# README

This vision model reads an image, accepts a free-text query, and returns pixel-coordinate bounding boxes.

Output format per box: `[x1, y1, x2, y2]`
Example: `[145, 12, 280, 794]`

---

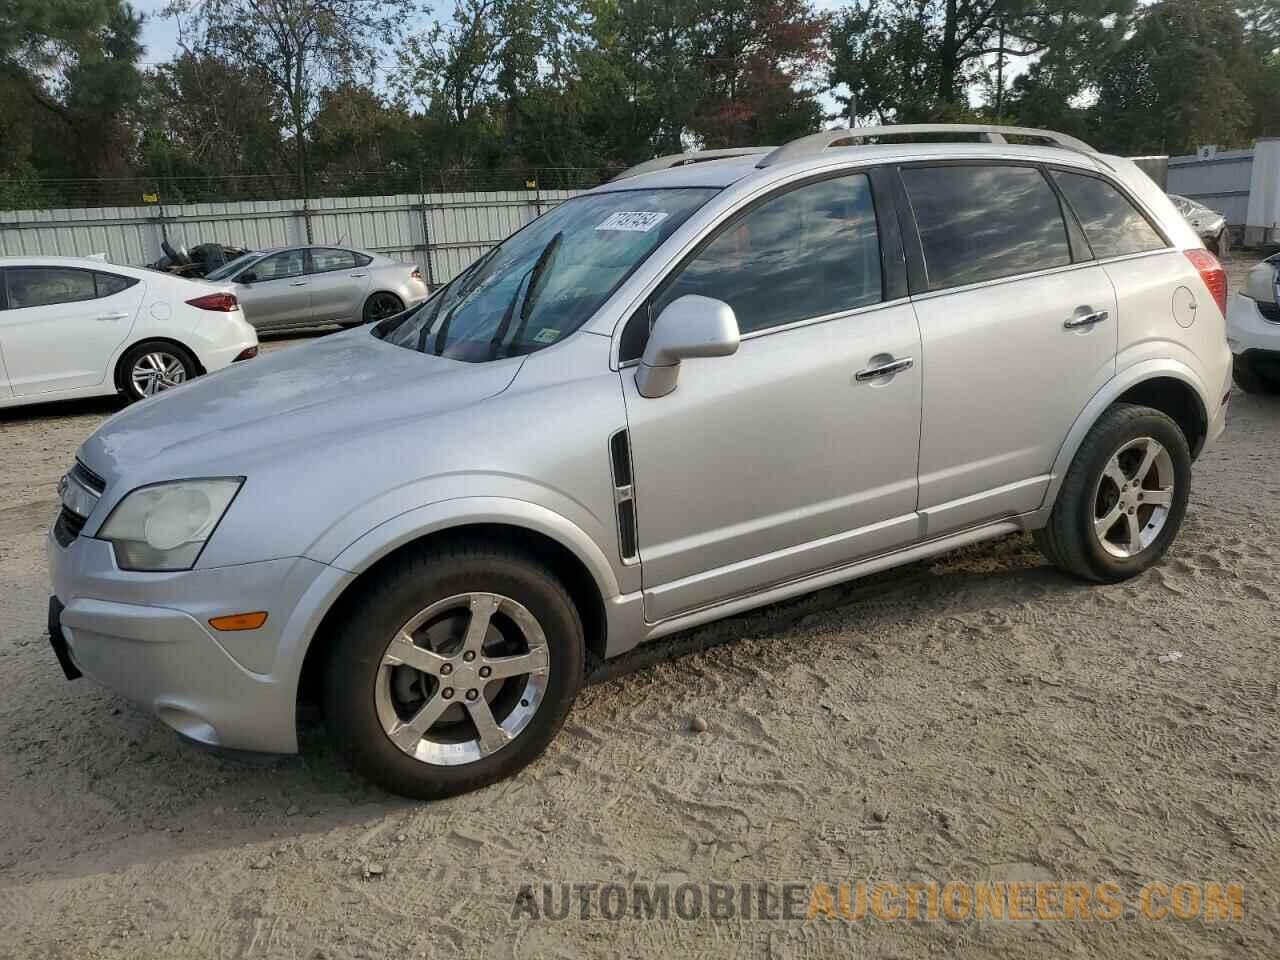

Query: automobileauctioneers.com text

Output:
[512, 880, 1244, 924]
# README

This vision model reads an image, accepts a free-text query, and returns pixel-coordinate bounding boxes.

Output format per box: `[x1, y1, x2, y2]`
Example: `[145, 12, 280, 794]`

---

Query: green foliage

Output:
[4, 0, 1280, 205]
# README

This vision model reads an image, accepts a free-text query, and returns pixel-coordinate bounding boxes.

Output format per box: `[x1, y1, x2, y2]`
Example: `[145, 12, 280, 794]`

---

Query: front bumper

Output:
[48, 530, 353, 754]
[1226, 293, 1280, 356]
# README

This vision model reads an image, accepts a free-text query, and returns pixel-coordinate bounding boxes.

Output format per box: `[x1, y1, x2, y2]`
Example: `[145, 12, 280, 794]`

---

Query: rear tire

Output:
[361, 292, 404, 325]
[322, 542, 584, 800]
[1034, 404, 1191, 583]
[1232, 355, 1279, 395]
[117, 340, 199, 403]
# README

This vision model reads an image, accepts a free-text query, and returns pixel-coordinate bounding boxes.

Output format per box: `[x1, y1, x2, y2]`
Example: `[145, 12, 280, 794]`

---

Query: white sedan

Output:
[0, 256, 259, 410]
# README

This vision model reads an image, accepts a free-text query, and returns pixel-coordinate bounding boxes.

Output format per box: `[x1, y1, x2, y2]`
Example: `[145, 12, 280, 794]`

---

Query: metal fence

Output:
[0, 187, 593, 286]
[0, 169, 621, 284]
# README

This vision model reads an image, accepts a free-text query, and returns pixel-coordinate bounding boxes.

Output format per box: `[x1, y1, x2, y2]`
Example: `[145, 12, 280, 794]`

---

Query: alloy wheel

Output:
[374, 592, 550, 766]
[1092, 436, 1176, 559]
[130, 351, 188, 397]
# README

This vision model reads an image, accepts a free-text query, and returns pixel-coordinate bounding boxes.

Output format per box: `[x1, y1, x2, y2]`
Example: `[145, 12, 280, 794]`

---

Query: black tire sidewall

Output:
[1074, 412, 1191, 580]
[323, 551, 584, 800]
[363, 293, 402, 324]
[118, 341, 199, 402]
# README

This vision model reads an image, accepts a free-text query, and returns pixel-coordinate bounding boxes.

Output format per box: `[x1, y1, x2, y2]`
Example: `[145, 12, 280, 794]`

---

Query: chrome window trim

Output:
[614, 295, 913, 369]
[907, 246, 1176, 304]
[603, 147, 1107, 369]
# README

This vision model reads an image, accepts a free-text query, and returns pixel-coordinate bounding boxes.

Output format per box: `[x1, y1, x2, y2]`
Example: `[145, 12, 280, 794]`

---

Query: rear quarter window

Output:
[901, 164, 1072, 291]
[1052, 171, 1167, 259]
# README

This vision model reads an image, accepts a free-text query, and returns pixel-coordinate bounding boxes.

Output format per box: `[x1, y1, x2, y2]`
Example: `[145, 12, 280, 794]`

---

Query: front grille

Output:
[1258, 300, 1280, 323]
[53, 506, 87, 547]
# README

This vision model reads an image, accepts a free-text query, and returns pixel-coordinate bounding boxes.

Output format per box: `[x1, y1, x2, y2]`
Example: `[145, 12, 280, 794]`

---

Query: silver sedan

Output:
[205, 246, 430, 331]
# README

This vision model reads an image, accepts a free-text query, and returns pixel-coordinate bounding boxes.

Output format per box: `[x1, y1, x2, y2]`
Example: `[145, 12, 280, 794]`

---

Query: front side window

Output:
[1054, 171, 1167, 259]
[310, 248, 358, 273]
[247, 250, 305, 282]
[652, 173, 882, 337]
[376, 187, 717, 362]
[206, 252, 259, 281]
[902, 164, 1071, 290]
[6, 268, 97, 308]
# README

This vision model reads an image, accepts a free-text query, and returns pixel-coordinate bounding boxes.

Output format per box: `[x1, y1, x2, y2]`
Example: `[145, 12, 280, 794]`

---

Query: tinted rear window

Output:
[1053, 171, 1166, 259]
[901, 165, 1071, 290]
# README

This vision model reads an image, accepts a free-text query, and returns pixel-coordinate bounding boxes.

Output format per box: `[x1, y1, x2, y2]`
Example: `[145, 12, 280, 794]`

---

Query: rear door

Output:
[0, 267, 144, 396]
[898, 162, 1119, 535]
[234, 250, 311, 328]
[305, 248, 370, 323]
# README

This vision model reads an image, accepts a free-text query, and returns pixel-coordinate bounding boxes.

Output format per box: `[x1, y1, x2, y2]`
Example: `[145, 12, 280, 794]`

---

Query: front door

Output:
[897, 162, 1120, 535]
[0, 266, 143, 396]
[235, 249, 311, 329]
[621, 171, 923, 621]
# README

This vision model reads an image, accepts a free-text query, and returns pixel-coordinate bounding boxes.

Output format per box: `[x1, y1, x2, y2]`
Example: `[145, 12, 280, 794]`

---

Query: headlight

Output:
[98, 478, 243, 571]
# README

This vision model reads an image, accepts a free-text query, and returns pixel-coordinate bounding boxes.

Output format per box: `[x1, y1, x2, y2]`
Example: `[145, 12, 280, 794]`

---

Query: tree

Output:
[167, 0, 410, 199]
[829, 0, 1133, 122]
[1093, 0, 1252, 154]
[1, 0, 147, 197]
[690, 0, 828, 147]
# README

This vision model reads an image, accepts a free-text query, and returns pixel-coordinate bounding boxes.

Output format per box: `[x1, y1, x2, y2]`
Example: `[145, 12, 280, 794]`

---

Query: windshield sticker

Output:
[533, 327, 561, 344]
[596, 211, 670, 233]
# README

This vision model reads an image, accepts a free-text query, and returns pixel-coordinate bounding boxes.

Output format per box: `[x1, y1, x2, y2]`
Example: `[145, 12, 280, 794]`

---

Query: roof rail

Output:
[757, 124, 1096, 168]
[610, 147, 776, 183]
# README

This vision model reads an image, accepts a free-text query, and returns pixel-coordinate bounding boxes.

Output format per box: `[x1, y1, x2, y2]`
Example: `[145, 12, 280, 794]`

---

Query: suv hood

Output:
[80, 327, 522, 482]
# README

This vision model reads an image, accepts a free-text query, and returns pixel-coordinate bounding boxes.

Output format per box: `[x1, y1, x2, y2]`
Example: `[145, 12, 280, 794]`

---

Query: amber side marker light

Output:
[209, 612, 268, 631]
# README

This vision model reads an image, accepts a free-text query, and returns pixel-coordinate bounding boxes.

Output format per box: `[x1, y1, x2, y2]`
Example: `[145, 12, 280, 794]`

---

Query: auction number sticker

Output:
[596, 211, 670, 232]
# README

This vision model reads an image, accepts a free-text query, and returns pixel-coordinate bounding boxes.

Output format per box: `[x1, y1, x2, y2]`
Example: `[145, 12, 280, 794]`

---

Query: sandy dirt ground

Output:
[1, 263, 1277, 959]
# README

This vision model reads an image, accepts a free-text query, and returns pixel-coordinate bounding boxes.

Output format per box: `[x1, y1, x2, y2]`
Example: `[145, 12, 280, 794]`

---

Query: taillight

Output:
[186, 292, 240, 312]
[1184, 249, 1227, 317]
[410, 267, 424, 282]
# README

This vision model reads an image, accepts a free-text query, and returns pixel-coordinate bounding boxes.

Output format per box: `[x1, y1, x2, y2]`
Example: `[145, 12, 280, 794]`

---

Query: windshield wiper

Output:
[417, 243, 505, 354]
[490, 231, 563, 358]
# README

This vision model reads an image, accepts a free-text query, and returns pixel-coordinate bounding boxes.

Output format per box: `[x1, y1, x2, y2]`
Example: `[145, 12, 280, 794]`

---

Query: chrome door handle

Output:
[289, 281, 307, 287]
[97, 312, 129, 321]
[1064, 309, 1109, 329]
[855, 357, 914, 382]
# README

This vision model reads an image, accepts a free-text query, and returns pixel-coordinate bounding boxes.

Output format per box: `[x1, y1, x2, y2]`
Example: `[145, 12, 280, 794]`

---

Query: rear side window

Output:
[654, 173, 883, 336]
[6, 268, 98, 308]
[310, 248, 358, 273]
[95, 272, 139, 297]
[1052, 171, 1167, 259]
[901, 164, 1071, 290]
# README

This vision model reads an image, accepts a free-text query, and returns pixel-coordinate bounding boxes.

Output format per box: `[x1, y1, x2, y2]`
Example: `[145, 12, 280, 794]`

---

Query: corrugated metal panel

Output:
[1168, 149, 1254, 226]
[0, 188, 586, 281]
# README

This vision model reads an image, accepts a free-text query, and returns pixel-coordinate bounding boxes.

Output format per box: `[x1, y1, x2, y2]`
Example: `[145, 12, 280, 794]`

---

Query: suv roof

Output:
[599, 124, 1112, 192]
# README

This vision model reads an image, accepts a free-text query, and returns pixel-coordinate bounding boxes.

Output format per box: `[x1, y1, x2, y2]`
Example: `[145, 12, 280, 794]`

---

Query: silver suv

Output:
[47, 125, 1231, 799]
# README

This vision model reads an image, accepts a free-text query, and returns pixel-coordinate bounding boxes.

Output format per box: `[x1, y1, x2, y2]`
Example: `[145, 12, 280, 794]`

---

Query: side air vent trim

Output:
[608, 429, 639, 565]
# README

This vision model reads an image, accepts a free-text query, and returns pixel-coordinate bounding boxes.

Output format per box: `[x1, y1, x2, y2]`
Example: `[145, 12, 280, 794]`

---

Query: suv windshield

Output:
[375, 187, 718, 361]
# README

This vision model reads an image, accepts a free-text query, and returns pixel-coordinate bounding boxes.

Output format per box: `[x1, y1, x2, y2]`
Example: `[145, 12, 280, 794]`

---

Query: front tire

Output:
[1034, 404, 1191, 583]
[117, 341, 199, 402]
[322, 543, 584, 800]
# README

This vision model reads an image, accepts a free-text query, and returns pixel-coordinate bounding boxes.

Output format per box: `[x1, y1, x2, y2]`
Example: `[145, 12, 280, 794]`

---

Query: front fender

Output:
[326, 494, 624, 603]
[1040, 357, 1211, 512]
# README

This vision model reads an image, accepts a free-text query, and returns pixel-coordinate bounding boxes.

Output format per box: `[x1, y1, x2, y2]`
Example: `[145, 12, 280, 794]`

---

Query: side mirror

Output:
[238, 272, 256, 284]
[635, 295, 740, 399]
